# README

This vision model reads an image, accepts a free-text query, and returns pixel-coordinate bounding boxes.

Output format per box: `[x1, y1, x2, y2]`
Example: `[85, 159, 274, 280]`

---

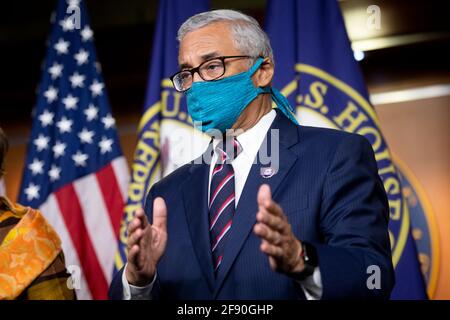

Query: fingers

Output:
[264, 200, 284, 218]
[254, 223, 282, 245]
[256, 208, 287, 233]
[127, 208, 148, 235]
[127, 244, 140, 267]
[127, 208, 148, 251]
[256, 185, 288, 237]
[152, 197, 167, 231]
[257, 184, 284, 218]
[127, 217, 141, 235]
[260, 240, 283, 258]
[135, 208, 149, 228]
[126, 203, 164, 272]
[257, 184, 272, 207]
[127, 227, 143, 250]
[255, 187, 304, 274]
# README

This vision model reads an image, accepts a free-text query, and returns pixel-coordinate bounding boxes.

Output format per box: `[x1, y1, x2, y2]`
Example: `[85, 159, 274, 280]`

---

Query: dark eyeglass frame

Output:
[170, 55, 259, 92]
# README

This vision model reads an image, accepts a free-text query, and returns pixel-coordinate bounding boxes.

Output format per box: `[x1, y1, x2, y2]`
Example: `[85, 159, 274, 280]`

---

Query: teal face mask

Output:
[185, 57, 298, 134]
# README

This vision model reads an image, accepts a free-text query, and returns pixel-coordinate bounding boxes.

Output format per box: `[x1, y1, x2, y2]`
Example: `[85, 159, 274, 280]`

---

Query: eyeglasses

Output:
[170, 55, 257, 92]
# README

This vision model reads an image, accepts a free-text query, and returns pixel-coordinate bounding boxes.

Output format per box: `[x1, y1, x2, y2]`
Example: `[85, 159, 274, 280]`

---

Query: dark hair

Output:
[0, 127, 8, 177]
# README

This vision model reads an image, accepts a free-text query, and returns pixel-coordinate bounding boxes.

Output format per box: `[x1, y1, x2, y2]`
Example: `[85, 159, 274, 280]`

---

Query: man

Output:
[0, 127, 75, 300]
[109, 9, 394, 300]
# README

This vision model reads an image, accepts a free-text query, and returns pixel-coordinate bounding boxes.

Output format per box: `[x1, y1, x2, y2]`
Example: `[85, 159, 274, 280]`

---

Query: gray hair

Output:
[177, 9, 274, 64]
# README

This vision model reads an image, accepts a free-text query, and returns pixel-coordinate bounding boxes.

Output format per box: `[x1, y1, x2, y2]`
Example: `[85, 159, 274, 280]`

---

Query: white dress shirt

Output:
[122, 110, 322, 300]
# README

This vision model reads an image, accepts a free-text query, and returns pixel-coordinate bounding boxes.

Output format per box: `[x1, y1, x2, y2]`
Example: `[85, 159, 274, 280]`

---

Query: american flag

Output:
[18, 0, 129, 299]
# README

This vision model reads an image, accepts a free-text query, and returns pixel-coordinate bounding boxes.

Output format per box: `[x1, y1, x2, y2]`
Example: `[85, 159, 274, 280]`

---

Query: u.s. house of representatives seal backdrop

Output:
[276, 63, 440, 298]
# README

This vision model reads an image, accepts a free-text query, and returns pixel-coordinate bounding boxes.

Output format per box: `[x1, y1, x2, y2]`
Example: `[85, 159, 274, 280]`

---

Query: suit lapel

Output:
[213, 111, 299, 298]
[182, 149, 215, 294]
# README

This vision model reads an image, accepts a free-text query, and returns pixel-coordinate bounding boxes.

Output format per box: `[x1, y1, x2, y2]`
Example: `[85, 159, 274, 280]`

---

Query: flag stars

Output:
[23, 7, 123, 200]
[44, 86, 58, 103]
[72, 151, 89, 167]
[54, 38, 69, 55]
[52, 141, 67, 158]
[101, 114, 115, 129]
[67, 0, 80, 6]
[24, 183, 40, 201]
[69, 72, 85, 88]
[56, 117, 73, 133]
[74, 49, 89, 65]
[78, 128, 94, 144]
[48, 62, 63, 79]
[28, 159, 44, 175]
[81, 25, 93, 41]
[62, 94, 79, 110]
[48, 165, 61, 182]
[69, 72, 86, 88]
[59, 17, 76, 32]
[33, 134, 50, 152]
[38, 110, 54, 127]
[84, 104, 98, 121]
[89, 80, 104, 97]
[99, 137, 113, 154]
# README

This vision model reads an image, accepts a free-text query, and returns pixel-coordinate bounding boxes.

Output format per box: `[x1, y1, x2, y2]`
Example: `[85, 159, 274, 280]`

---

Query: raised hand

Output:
[253, 184, 305, 275]
[125, 197, 168, 286]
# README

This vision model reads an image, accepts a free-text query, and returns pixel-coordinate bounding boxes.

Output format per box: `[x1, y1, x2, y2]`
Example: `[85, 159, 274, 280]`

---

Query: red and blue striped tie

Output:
[209, 138, 242, 274]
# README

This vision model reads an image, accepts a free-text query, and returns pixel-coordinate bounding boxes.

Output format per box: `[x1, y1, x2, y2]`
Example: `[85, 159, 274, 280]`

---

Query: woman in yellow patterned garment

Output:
[0, 127, 75, 300]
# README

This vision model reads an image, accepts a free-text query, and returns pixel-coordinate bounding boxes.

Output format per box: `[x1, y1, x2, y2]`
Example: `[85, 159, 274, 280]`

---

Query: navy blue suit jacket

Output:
[109, 111, 395, 300]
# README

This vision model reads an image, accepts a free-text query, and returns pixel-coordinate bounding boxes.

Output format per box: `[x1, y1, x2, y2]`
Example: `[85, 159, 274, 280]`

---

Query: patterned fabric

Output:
[209, 138, 242, 273]
[0, 196, 75, 300]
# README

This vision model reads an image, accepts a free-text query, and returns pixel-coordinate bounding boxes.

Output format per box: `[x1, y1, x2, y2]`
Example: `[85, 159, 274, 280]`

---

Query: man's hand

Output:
[125, 197, 168, 287]
[253, 184, 305, 275]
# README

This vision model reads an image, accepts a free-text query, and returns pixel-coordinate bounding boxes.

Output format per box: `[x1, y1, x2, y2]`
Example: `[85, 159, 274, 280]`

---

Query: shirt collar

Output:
[212, 109, 277, 160]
